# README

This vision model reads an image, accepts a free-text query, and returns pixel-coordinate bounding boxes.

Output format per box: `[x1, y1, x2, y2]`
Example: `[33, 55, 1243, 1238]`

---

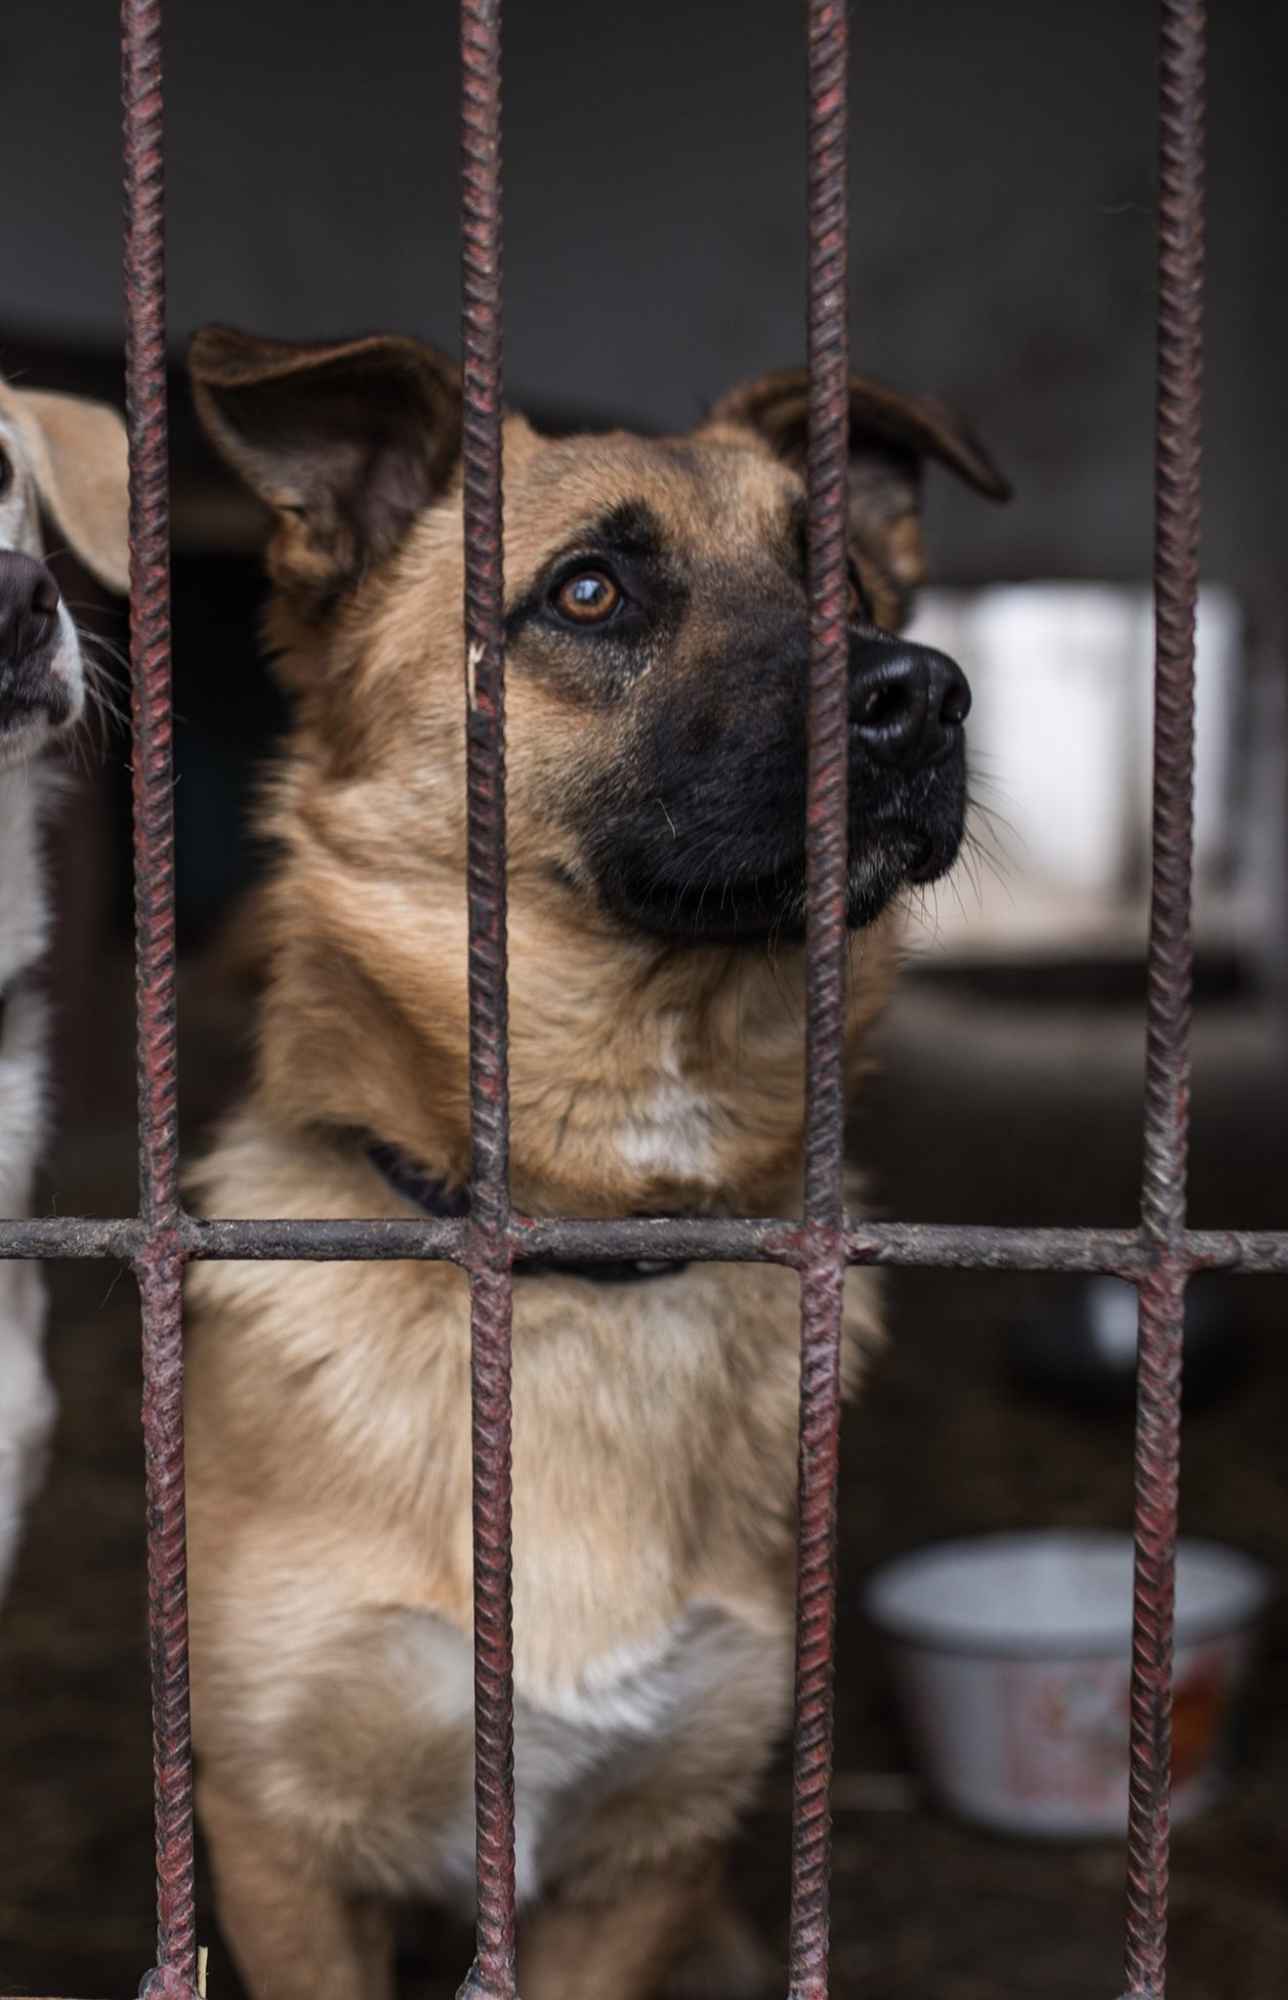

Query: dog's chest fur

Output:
[271, 1597, 795, 1915]
[0, 768, 53, 1593]
[187, 1117, 882, 1903]
[0, 771, 50, 994]
[612, 1018, 719, 1181]
[0, 768, 50, 1240]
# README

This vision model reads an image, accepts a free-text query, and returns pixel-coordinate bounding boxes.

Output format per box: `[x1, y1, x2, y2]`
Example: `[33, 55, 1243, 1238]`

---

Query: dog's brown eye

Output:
[0, 447, 11, 498]
[553, 569, 622, 626]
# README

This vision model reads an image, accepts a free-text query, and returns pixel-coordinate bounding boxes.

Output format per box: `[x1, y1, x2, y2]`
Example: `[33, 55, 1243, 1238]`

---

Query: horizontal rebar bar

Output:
[4, 1213, 1286, 1274]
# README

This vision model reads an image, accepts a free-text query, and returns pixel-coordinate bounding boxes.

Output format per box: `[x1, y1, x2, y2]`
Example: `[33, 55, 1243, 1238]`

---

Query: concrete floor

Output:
[1, 954, 1286, 1999]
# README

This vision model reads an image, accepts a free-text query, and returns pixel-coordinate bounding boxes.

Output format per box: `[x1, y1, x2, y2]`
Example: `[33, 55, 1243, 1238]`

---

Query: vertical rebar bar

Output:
[121, 0, 196, 1994]
[459, 2, 518, 1995]
[1123, 4, 1205, 1996]
[789, 5, 850, 1996]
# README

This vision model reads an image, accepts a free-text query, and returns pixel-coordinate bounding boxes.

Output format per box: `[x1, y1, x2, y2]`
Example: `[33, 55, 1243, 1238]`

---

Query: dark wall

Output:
[1, 1, 1284, 596]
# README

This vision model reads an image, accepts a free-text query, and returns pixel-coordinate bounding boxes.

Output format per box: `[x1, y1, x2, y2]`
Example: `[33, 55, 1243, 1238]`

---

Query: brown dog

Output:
[184, 326, 1007, 2000]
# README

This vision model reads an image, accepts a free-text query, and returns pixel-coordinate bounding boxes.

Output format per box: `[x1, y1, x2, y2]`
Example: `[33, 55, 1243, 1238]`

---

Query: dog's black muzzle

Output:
[0, 550, 69, 728]
[584, 624, 973, 946]
[842, 631, 971, 918]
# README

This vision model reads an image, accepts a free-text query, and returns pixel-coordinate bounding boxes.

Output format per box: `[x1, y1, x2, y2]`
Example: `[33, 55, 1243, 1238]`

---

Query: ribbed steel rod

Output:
[1122, 3, 1206, 1996]
[789, 4, 850, 1994]
[5, 1216, 1288, 1276]
[121, 0, 196, 1992]
[459, 0, 518, 1993]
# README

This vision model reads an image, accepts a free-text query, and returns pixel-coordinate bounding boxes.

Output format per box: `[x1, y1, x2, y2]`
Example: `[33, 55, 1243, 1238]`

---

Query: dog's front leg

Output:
[199, 1778, 394, 2000]
[518, 1861, 740, 2000]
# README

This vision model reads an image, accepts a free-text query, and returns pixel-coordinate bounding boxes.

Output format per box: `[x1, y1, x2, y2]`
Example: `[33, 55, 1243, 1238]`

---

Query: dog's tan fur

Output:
[184, 328, 1006, 1999]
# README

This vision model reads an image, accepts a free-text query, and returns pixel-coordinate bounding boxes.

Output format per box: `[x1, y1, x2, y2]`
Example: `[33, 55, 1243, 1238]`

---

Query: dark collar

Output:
[366, 1140, 689, 1285]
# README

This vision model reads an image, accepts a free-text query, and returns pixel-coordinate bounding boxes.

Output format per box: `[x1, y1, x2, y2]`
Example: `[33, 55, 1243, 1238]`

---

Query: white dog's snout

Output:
[0, 554, 86, 762]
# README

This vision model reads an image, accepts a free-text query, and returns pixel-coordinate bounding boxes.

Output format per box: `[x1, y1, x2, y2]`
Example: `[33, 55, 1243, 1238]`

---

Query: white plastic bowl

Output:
[864, 1531, 1271, 1838]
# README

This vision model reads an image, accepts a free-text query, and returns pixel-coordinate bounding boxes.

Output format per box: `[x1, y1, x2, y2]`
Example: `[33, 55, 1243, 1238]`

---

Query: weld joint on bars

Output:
[2, 1214, 1287, 1276]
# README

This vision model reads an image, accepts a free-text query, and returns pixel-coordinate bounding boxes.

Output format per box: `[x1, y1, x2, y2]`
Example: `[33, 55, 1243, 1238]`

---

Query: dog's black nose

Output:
[850, 638, 971, 771]
[0, 551, 61, 666]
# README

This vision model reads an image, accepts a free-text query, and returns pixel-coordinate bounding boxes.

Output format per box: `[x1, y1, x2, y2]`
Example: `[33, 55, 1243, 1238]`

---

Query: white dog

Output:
[0, 377, 128, 1596]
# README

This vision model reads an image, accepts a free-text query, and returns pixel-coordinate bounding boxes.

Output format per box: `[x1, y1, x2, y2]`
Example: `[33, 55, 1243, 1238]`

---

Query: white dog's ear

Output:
[5, 389, 131, 595]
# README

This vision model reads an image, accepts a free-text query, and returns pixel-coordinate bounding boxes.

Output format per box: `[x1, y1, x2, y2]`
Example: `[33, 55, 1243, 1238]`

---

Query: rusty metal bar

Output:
[8, 1214, 1288, 1275]
[1122, 4, 1206, 1997]
[121, 0, 197, 1995]
[459, 1, 518, 1994]
[789, 5, 850, 1996]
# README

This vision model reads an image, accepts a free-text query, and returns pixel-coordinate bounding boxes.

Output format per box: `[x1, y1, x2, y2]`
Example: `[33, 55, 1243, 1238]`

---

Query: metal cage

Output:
[2, 1, 1279, 1996]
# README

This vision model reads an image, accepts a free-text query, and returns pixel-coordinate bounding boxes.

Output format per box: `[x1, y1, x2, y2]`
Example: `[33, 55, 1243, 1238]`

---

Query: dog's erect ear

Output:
[189, 327, 463, 607]
[0, 386, 130, 594]
[706, 369, 1010, 623]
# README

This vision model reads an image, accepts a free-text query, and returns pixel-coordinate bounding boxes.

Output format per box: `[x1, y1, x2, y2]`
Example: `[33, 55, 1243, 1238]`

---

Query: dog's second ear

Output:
[189, 327, 463, 610]
[0, 387, 130, 594]
[705, 369, 1010, 626]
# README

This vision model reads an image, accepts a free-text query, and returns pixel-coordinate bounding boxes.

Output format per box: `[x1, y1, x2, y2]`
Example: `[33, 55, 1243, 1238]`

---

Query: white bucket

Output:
[909, 582, 1242, 894]
[864, 1531, 1271, 1838]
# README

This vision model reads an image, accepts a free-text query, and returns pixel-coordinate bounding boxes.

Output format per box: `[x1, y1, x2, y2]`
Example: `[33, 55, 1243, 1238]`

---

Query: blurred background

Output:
[2, 1, 1286, 1994]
